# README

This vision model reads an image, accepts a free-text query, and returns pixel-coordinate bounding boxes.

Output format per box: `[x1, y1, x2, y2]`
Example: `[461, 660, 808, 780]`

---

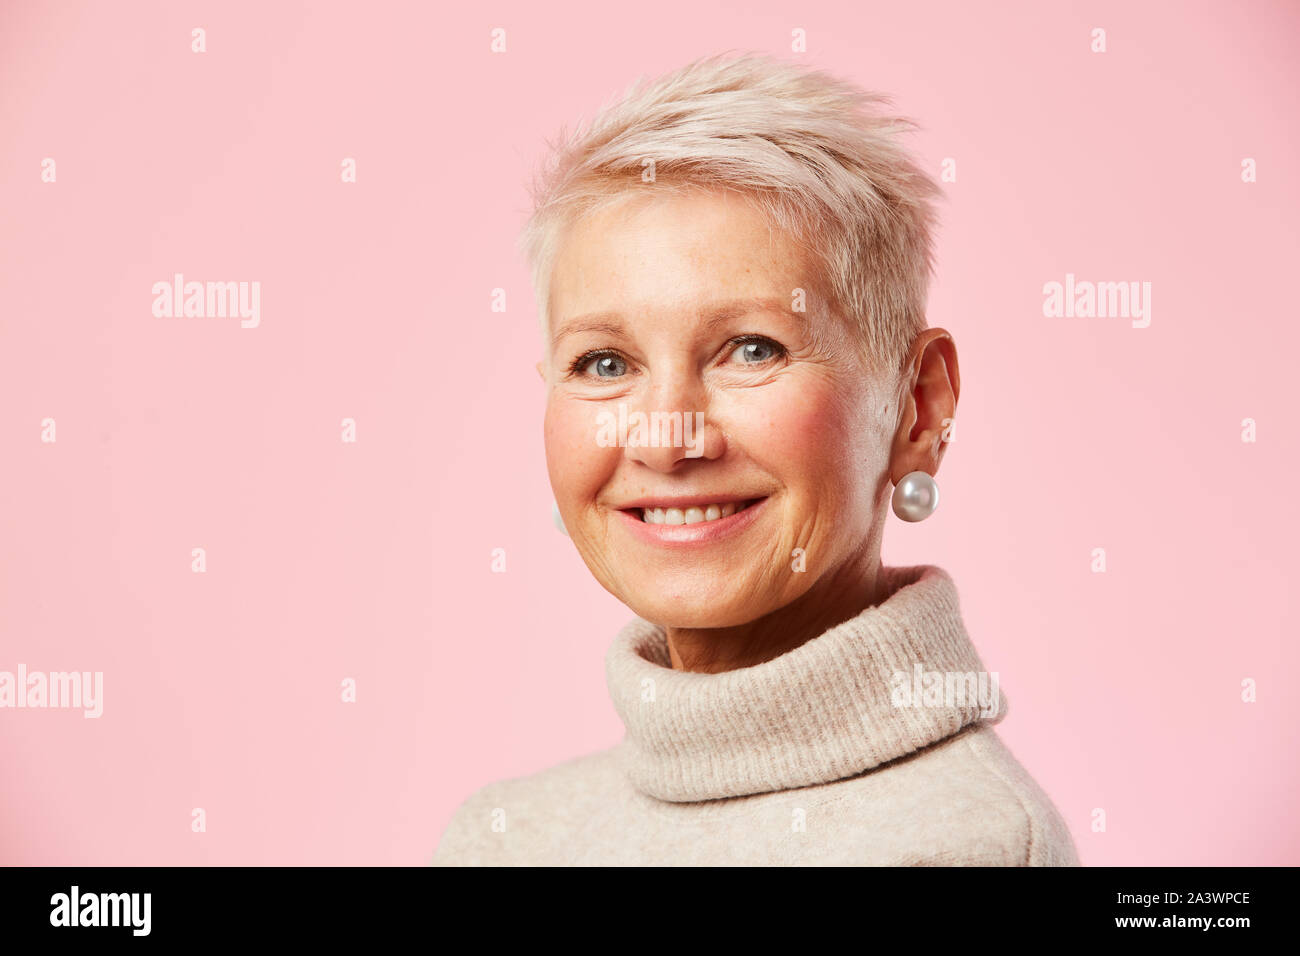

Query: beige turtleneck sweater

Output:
[431, 565, 1079, 866]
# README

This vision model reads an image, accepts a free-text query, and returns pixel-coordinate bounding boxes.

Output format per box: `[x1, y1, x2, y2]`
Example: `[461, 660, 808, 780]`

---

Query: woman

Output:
[433, 52, 1078, 866]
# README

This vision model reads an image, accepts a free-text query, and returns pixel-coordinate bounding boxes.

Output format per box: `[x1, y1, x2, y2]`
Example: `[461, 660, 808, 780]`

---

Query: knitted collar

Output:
[604, 564, 1008, 802]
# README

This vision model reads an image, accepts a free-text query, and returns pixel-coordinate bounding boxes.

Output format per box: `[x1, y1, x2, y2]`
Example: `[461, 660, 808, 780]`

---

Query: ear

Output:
[888, 328, 960, 484]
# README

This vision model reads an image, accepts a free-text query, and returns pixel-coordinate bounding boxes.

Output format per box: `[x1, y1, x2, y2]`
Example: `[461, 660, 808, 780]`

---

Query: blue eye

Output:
[571, 352, 627, 378]
[729, 338, 782, 364]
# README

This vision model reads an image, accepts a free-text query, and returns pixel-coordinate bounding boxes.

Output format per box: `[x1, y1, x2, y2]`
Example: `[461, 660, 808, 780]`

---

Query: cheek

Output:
[745, 379, 860, 470]
[544, 397, 618, 502]
[730, 376, 888, 517]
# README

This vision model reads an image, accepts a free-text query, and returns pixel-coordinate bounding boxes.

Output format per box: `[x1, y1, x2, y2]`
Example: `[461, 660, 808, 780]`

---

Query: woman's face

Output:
[541, 189, 896, 629]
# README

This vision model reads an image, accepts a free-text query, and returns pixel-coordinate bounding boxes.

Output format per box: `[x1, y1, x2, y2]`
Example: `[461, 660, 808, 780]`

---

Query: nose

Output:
[621, 369, 725, 473]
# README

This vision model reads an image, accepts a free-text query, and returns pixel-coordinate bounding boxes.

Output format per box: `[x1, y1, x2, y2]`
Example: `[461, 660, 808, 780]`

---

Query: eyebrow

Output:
[551, 297, 793, 347]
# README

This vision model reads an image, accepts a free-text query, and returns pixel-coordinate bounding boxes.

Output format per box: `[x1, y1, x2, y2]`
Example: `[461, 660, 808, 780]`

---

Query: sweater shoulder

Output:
[948, 724, 1080, 866]
[809, 724, 1078, 866]
[430, 745, 624, 866]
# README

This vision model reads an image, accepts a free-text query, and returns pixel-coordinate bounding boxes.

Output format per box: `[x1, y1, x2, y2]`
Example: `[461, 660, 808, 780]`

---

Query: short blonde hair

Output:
[519, 50, 943, 372]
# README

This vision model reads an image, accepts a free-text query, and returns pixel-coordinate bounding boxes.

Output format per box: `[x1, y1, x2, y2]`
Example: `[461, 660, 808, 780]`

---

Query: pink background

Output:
[2, 0, 1297, 866]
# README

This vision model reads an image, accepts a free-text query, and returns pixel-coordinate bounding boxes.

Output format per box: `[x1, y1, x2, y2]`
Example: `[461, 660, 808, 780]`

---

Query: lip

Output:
[615, 496, 769, 548]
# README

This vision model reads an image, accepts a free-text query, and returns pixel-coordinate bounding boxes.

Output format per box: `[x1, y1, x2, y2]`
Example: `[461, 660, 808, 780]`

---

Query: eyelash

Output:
[566, 335, 787, 378]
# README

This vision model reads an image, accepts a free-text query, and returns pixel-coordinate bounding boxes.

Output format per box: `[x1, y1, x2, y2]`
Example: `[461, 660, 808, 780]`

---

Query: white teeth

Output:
[640, 501, 751, 524]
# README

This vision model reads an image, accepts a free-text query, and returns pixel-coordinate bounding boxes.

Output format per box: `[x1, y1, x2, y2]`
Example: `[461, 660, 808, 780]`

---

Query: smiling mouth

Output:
[629, 499, 763, 525]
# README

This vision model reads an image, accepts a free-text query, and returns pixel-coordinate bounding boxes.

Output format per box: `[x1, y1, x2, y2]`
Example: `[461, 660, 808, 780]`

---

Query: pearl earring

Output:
[552, 500, 568, 536]
[891, 471, 939, 522]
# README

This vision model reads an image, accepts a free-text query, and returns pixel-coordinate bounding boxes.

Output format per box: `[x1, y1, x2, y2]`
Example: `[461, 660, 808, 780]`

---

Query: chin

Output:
[612, 570, 780, 630]
[628, 600, 762, 631]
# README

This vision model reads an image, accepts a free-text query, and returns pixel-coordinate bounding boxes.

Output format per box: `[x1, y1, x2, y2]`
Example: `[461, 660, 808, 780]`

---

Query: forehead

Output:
[548, 190, 812, 327]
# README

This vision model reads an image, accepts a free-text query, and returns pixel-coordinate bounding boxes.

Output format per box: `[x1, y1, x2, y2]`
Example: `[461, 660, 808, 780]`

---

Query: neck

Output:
[665, 545, 885, 673]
